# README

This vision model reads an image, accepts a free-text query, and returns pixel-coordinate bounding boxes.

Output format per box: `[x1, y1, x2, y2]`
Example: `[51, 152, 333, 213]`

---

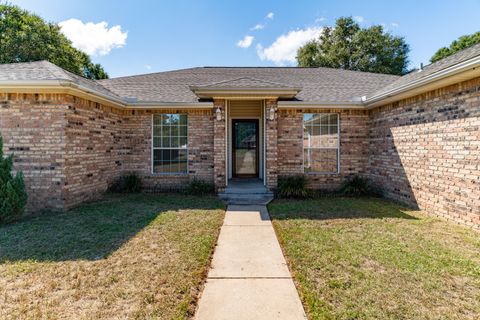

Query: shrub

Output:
[109, 173, 142, 193]
[277, 175, 310, 199]
[341, 176, 377, 197]
[0, 136, 28, 224]
[185, 178, 215, 196]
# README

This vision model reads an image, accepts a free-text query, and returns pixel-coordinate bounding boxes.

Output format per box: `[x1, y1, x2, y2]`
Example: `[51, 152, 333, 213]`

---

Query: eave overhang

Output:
[124, 102, 214, 109]
[189, 87, 302, 100]
[278, 100, 364, 109]
[0, 80, 126, 108]
[0, 80, 214, 110]
[363, 54, 480, 108]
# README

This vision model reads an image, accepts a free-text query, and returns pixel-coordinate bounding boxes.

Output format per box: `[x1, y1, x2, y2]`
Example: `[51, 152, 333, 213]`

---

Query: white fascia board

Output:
[0, 79, 126, 107]
[278, 101, 365, 109]
[125, 102, 214, 109]
[364, 55, 480, 106]
[191, 88, 301, 99]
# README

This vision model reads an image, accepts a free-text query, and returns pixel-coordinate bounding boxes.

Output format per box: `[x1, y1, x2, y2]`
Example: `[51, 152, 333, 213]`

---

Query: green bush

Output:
[341, 176, 377, 197]
[185, 178, 215, 196]
[277, 175, 310, 199]
[0, 136, 28, 224]
[109, 173, 142, 193]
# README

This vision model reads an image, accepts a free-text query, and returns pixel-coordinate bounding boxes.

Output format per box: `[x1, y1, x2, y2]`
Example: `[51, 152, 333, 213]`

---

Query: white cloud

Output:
[59, 18, 127, 56]
[315, 17, 326, 23]
[145, 65, 152, 70]
[249, 12, 274, 33]
[251, 24, 265, 31]
[391, 22, 399, 27]
[256, 27, 323, 65]
[237, 35, 254, 48]
[353, 15, 365, 23]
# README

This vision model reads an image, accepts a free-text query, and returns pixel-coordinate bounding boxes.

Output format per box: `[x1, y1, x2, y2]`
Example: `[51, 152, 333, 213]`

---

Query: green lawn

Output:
[0, 194, 225, 320]
[269, 197, 480, 320]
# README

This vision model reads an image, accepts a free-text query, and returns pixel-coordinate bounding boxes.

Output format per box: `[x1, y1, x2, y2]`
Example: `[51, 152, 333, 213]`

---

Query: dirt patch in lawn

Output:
[0, 194, 225, 319]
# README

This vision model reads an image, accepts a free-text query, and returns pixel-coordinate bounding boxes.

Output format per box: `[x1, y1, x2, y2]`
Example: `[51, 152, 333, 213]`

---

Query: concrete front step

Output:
[222, 188, 270, 194]
[221, 189, 273, 195]
[218, 193, 274, 205]
[219, 179, 274, 205]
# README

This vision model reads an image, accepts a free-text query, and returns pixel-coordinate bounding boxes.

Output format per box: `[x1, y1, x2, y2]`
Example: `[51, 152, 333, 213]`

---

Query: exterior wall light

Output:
[215, 107, 222, 121]
[268, 106, 275, 121]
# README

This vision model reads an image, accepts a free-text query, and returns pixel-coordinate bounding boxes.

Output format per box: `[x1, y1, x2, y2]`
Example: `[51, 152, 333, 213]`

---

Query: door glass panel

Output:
[234, 121, 257, 176]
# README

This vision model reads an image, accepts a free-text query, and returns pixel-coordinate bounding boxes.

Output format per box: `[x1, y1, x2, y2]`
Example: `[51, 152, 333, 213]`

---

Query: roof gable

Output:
[195, 77, 298, 89]
[189, 76, 302, 99]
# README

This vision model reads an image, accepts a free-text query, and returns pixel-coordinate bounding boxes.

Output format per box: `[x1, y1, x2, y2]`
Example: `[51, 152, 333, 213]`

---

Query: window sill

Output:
[150, 172, 189, 177]
[304, 171, 340, 176]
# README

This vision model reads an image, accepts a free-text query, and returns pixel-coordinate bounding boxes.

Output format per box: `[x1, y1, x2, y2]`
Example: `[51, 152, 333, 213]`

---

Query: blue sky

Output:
[10, 0, 480, 78]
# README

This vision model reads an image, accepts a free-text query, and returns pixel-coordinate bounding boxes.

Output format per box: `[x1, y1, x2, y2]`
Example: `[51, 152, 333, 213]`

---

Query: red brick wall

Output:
[2, 79, 479, 229]
[265, 99, 279, 189]
[213, 99, 226, 191]
[0, 93, 67, 211]
[277, 109, 303, 177]
[277, 108, 369, 190]
[0, 93, 216, 211]
[64, 96, 126, 208]
[187, 111, 215, 182]
[122, 109, 215, 191]
[369, 77, 480, 228]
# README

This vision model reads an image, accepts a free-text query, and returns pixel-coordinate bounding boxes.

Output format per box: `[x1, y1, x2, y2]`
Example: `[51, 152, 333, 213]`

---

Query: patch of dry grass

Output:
[0, 194, 225, 319]
[269, 197, 480, 320]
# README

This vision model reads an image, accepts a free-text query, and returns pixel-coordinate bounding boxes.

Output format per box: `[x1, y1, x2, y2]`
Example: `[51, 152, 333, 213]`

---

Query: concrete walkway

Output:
[195, 205, 306, 320]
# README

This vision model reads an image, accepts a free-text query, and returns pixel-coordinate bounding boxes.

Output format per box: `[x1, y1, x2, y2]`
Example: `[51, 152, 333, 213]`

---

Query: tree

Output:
[297, 17, 410, 75]
[84, 62, 109, 80]
[0, 4, 108, 79]
[0, 135, 28, 224]
[430, 31, 480, 63]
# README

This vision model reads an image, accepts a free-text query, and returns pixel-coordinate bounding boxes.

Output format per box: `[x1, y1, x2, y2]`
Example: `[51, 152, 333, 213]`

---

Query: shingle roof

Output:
[369, 43, 480, 98]
[99, 67, 399, 103]
[1, 42, 479, 105]
[0, 60, 67, 81]
[0, 60, 122, 101]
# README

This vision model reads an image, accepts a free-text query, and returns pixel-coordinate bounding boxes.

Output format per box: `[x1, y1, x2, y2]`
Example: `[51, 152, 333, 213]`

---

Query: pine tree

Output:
[0, 135, 28, 223]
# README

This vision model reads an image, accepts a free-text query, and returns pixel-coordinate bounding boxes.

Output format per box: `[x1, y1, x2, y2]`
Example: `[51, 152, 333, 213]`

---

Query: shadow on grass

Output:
[268, 197, 418, 221]
[0, 193, 224, 263]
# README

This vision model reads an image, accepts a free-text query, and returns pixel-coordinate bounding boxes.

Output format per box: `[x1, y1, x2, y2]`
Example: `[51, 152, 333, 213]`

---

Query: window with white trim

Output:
[152, 114, 188, 174]
[303, 113, 339, 173]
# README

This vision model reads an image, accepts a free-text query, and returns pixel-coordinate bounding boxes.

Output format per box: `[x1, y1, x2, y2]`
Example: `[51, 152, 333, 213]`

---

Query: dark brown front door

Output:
[232, 119, 259, 178]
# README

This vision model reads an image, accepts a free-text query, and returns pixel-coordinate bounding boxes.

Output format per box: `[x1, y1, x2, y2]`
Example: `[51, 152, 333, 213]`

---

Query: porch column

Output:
[265, 99, 278, 189]
[213, 99, 226, 192]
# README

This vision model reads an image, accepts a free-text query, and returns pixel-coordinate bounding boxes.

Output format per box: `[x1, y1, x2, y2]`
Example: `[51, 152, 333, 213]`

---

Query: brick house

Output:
[0, 44, 479, 228]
